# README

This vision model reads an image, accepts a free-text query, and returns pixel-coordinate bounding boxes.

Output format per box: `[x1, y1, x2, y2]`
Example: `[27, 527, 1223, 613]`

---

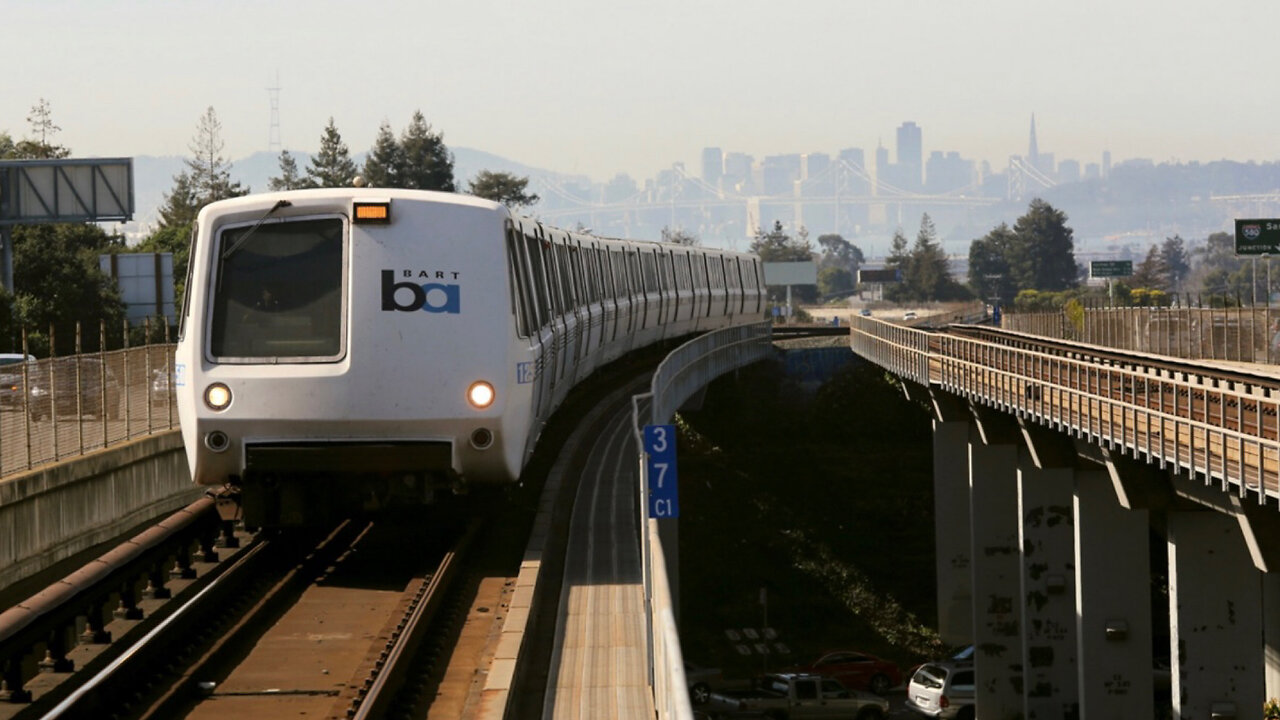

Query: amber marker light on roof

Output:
[353, 200, 391, 224]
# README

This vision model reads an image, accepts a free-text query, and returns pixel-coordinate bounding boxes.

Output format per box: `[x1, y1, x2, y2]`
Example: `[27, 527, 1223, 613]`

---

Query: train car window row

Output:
[502, 221, 765, 347]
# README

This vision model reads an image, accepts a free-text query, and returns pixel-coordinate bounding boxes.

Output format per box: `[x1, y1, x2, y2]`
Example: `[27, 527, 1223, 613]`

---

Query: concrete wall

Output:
[0, 429, 198, 589]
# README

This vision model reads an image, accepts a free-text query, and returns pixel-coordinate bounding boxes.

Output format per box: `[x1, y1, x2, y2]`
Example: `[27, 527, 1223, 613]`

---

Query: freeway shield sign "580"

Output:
[1235, 218, 1280, 256]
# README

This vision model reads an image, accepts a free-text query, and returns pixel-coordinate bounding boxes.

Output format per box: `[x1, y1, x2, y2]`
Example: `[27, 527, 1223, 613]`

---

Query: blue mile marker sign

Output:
[643, 424, 679, 519]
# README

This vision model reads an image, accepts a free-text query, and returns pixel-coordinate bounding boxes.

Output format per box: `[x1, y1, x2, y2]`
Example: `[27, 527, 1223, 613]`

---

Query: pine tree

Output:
[1160, 235, 1191, 293]
[1130, 245, 1165, 290]
[1010, 198, 1077, 291]
[467, 171, 539, 208]
[886, 229, 910, 273]
[660, 226, 698, 246]
[968, 223, 1016, 303]
[306, 118, 358, 189]
[397, 111, 455, 191]
[362, 121, 402, 188]
[186, 107, 247, 202]
[158, 171, 201, 229]
[904, 213, 951, 300]
[268, 150, 308, 191]
[19, 98, 70, 159]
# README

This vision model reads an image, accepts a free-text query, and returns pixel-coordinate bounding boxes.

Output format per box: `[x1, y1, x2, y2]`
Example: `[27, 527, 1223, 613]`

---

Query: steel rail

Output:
[348, 519, 481, 720]
[42, 535, 269, 718]
[0, 496, 222, 703]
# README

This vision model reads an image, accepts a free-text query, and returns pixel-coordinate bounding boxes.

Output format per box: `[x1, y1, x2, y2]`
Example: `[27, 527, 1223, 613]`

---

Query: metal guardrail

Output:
[632, 321, 774, 720]
[850, 315, 1280, 503]
[0, 343, 178, 478]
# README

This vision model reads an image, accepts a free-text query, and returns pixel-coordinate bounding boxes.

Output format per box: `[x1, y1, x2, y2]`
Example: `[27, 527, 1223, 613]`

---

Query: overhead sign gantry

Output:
[0, 157, 135, 292]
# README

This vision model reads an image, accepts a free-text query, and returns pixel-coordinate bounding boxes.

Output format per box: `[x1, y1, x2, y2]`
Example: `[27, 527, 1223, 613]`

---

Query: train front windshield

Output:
[209, 217, 345, 362]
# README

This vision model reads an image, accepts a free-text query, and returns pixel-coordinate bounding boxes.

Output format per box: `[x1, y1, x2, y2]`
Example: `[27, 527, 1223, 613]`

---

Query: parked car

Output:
[0, 354, 34, 410]
[903, 311, 918, 321]
[27, 357, 122, 421]
[905, 660, 974, 719]
[859, 308, 873, 317]
[705, 672, 887, 719]
[790, 650, 902, 695]
[685, 661, 723, 706]
[150, 368, 174, 409]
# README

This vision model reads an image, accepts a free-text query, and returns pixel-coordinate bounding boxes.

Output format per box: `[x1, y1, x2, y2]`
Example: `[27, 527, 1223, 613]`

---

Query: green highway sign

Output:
[1235, 219, 1280, 255]
[1090, 260, 1132, 278]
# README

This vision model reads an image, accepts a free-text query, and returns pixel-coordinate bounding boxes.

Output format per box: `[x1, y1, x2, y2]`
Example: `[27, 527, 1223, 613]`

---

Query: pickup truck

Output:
[704, 672, 888, 719]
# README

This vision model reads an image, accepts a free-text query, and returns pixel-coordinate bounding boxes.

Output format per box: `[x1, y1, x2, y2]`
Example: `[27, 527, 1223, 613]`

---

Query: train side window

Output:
[629, 251, 643, 298]
[560, 242, 577, 309]
[590, 246, 603, 303]
[611, 249, 623, 298]
[571, 244, 588, 308]
[548, 242, 565, 316]
[640, 251, 657, 295]
[579, 245, 593, 304]
[506, 227, 533, 337]
[524, 232, 552, 329]
[598, 249, 611, 300]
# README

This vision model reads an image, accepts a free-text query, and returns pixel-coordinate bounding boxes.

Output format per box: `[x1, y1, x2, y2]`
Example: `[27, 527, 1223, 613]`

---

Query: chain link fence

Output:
[0, 330, 178, 478]
[1003, 303, 1280, 364]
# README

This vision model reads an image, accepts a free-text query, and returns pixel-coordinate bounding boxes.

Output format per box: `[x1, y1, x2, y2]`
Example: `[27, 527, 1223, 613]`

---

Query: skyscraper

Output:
[701, 147, 723, 188]
[874, 143, 890, 193]
[1028, 114, 1039, 168]
[896, 121, 923, 191]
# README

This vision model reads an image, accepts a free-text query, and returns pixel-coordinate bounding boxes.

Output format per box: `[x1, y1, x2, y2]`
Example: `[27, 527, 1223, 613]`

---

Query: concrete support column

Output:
[969, 428, 1025, 720]
[1168, 510, 1264, 720]
[1018, 462, 1078, 719]
[1266, 573, 1280, 703]
[933, 418, 973, 645]
[1074, 469, 1153, 720]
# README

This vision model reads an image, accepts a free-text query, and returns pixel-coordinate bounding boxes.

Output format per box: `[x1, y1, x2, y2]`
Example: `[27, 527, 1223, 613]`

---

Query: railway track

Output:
[854, 319, 1280, 499]
[3, 350, 672, 720]
[0, 498, 488, 720]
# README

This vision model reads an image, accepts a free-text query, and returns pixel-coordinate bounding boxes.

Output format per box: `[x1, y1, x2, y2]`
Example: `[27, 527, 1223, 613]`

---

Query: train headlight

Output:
[204, 383, 232, 411]
[467, 381, 495, 409]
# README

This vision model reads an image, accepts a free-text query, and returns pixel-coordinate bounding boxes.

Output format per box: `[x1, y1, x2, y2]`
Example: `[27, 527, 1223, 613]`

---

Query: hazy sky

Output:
[5, 0, 1278, 182]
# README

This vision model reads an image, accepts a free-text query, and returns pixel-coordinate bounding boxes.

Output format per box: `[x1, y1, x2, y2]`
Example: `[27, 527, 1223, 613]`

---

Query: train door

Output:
[597, 246, 614, 348]
[694, 253, 708, 321]
[506, 222, 544, 456]
[628, 251, 645, 331]
[547, 234, 574, 387]
[660, 249, 680, 322]
[612, 249, 632, 338]
[566, 239, 586, 375]
[728, 257, 743, 315]
[519, 225, 556, 421]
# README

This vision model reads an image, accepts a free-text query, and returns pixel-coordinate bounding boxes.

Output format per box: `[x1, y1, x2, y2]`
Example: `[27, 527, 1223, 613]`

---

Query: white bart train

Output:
[175, 189, 765, 525]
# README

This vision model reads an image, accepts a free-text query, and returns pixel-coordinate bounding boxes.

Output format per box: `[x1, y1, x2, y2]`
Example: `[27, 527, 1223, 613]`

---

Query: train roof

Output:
[197, 187, 507, 219]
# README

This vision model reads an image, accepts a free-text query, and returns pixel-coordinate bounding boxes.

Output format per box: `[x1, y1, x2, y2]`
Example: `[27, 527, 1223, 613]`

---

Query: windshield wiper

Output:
[222, 199, 292, 261]
[217, 199, 291, 292]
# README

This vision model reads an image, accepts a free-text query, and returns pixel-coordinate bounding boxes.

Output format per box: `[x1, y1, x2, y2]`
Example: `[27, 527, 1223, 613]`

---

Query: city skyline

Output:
[5, 0, 1280, 183]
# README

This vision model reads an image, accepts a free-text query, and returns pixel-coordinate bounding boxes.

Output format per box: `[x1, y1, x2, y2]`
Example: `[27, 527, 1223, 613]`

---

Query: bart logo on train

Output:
[381, 270, 461, 313]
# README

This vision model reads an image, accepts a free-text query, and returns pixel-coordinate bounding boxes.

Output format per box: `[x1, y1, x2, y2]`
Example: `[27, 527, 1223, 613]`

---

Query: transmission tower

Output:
[267, 74, 282, 152]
